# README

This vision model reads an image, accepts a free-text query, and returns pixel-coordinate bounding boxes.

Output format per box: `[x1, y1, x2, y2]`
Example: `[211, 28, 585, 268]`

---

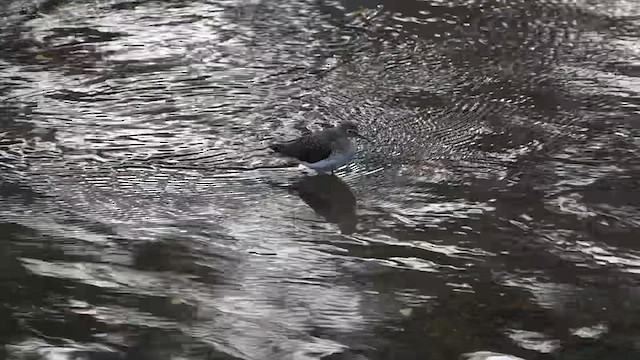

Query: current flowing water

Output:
[1, 0, 639, 359]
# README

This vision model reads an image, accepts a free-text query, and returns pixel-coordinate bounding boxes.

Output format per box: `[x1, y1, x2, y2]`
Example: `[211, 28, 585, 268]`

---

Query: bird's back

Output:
[269, 128, 336, 164]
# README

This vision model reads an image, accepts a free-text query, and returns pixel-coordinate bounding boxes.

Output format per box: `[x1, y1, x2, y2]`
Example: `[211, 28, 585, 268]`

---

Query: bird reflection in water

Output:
[290, 174, 358, 234]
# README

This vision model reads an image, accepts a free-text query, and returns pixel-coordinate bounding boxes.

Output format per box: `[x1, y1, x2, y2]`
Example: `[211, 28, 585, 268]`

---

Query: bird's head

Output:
[337, 121, 370, 141]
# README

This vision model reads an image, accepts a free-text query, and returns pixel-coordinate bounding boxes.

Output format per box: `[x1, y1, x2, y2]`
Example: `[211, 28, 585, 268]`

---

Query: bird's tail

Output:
[269, 143, 283, 153]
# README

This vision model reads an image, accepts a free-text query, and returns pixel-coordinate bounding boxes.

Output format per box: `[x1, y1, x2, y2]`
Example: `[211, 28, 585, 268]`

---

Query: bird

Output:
[269, 121, 369, 174]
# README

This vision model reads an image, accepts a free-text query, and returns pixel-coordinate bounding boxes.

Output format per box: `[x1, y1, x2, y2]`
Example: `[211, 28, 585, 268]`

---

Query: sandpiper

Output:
[269, 121, 368, 174]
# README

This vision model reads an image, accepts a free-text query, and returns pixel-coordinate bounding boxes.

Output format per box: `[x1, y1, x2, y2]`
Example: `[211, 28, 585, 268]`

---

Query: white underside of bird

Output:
[300, 141, 357, 173]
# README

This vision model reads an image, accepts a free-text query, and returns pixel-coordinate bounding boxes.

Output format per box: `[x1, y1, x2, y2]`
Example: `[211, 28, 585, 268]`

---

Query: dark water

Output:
[1, 0, 639, 359]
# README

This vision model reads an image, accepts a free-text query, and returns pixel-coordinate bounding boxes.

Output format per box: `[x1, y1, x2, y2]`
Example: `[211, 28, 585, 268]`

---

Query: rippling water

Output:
[1, 0, 639, 359]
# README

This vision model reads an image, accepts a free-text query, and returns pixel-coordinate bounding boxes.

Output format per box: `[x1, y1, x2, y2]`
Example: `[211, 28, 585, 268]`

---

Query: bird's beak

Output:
[355, 132, 372, 142]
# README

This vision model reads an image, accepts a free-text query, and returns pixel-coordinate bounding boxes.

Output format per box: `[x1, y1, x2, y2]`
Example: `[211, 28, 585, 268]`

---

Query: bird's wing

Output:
[270, 133, 333, 163]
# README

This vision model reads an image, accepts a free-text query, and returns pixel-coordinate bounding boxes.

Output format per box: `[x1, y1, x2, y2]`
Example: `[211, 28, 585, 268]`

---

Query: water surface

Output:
[1, 0, 639, 359]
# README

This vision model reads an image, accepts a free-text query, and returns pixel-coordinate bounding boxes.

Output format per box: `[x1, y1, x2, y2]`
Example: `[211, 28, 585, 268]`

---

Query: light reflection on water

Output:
[1, 0, 640, 359]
